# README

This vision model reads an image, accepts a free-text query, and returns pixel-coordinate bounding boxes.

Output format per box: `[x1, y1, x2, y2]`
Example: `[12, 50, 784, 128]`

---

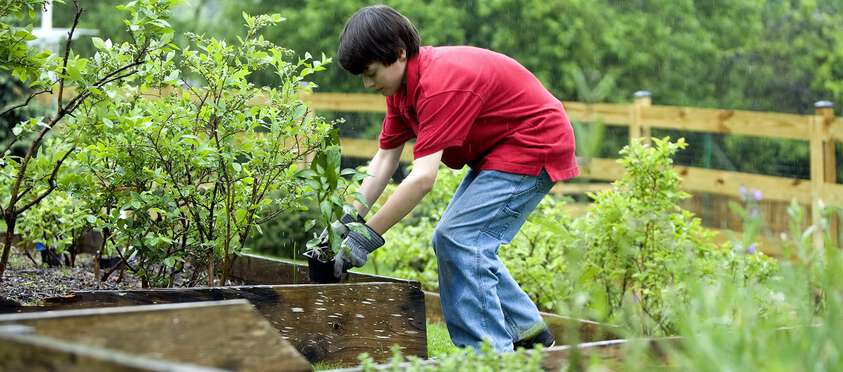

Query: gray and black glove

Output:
[333, 218, 385, 277]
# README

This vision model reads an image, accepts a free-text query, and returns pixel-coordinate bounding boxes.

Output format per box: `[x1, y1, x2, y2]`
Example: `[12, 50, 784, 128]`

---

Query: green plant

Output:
[570, 138, 776, 334]
[297, 133, 368, 263]
[357, 342, 544, 371]
[68, 9, 336, 287]
[0, 0, 177, 280]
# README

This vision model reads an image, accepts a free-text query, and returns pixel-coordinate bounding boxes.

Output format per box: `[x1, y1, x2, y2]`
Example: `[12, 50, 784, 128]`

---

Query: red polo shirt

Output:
[379, 46, 578, 182]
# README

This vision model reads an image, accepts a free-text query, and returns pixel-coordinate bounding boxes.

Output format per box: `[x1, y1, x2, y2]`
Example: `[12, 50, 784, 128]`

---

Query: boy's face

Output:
[361, 49, 407, 96]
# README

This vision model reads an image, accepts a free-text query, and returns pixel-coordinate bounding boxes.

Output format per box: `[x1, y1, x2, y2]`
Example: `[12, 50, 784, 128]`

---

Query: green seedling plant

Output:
[69, 9, 335, 287]
[0, 0, 178, 280]
[298, 131, 368, 263]
[570, 137, 776, 334]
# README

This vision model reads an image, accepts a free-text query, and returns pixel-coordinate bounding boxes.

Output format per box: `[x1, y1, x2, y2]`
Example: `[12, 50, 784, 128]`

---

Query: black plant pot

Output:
[307, 255, 343, 283]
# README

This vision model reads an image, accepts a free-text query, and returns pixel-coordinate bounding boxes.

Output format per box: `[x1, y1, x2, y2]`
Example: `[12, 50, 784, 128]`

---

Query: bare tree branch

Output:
[57, 1, 83, 108]
[0, 88, 51, 118]
[16, 147, 75, 215]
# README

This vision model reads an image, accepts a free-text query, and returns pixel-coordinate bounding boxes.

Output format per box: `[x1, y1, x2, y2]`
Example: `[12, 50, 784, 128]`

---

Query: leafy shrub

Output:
[600, 204, 843, 371]
[569, 138, 776, 333]
[68, 10, 335, 287]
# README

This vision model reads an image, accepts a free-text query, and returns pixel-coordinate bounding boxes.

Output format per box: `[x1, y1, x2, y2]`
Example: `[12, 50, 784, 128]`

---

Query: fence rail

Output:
[36, 89, 839, 249]
[309, 92, 840, 249]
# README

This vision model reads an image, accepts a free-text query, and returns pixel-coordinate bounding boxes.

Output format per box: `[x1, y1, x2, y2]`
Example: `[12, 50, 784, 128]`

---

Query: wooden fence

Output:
[35, 90, 840, 251]
[301, 92, 842, 251]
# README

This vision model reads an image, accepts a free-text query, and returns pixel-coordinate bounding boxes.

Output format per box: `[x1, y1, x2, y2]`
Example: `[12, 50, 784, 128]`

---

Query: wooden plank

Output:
[830, 118, 843, 142]
[0, 300, 311, 372]
[708, 228, 782, 257]
[562, 102, 631, 126]
[336, 142, 813, 204]
[339, 137, 413, 162]
[539, 337, 678, 371]
[41, 283, 427, 364]
[675, 166, 812, 204]
[423, 291, 619, 343]
[327, 337, 678, 371]
[577, 157, 626, 181]
[0, 326, 223, 372]
[821, 183, 843, 206]
[551, 182, 612, 195]
[641, 105, 811, 140]
[230, 253, 414, 285]
[302, 93, 387, 113]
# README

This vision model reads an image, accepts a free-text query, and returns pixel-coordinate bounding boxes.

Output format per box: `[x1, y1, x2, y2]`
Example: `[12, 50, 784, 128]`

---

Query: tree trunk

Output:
[207, 258, 215, 287]
[0, 218, 17, 281]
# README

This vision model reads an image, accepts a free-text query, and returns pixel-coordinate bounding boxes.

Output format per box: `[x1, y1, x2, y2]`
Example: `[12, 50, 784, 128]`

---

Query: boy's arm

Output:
[354, 144, 405, 217]
[366, 149, 442, 235]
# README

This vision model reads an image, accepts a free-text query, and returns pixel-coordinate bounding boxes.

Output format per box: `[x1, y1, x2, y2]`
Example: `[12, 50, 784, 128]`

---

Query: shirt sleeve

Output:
[379, 97, 415, 150]
[413, 91, 483, 158]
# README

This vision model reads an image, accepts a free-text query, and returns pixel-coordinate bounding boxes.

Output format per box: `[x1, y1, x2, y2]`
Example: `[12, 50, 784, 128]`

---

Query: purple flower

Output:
[739, 186, 748, 201]
[746, 244, 757, 254]
[753, 190, 763, 202]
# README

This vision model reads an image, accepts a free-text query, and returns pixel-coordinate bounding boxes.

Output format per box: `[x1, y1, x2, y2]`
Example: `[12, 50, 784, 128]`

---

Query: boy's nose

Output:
[362, 76, 374, 88]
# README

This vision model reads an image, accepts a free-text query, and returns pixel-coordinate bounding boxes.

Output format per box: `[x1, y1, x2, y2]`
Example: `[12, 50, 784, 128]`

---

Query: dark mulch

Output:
[0, 252, 141, 306]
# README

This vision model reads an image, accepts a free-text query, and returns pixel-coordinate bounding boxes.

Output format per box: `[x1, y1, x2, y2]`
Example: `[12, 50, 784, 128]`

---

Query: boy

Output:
[330, 5, 577, 352]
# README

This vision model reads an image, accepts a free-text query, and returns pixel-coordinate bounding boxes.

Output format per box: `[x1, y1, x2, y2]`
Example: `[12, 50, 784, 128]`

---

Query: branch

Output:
[16, 147, 75, 215]
[57, 1, 83, 107]
[0, 88, 51, 117]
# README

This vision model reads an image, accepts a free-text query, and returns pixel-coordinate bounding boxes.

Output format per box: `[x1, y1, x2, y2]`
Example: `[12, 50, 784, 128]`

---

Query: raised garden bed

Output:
[0, 299, 312, 371]
[2, 253, 428, 366]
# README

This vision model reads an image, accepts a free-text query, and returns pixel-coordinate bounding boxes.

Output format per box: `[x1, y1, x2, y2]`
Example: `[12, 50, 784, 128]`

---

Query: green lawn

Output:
[427, 321, 459, 357]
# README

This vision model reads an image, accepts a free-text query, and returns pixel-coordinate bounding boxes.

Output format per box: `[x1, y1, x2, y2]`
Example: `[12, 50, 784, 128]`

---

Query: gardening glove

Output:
[333, 220, 385, 277]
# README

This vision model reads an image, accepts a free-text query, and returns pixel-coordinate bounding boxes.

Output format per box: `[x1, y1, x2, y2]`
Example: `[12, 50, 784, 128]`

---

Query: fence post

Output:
[630, 91, 652, 145]
[810, 100, 837, 248]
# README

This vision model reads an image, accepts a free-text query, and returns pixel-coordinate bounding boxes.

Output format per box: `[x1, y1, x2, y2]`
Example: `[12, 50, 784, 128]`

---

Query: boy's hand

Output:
[333, 221, 385, 277]
[305, 214, 359, 262]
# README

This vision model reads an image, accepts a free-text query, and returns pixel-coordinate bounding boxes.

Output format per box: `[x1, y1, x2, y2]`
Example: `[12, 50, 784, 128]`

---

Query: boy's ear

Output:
[397, 48, 407, 61]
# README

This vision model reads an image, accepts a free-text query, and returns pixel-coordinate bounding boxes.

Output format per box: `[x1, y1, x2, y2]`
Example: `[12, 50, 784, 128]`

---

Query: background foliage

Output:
[46, 0, 840, 113]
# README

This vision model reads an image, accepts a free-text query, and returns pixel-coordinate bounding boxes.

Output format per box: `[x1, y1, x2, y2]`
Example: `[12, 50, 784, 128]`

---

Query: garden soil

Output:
[0, 252, 141, 306]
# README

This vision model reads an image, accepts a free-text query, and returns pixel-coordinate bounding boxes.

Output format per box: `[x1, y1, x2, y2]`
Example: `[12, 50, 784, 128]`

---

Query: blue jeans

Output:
[433, 168, 555, 352]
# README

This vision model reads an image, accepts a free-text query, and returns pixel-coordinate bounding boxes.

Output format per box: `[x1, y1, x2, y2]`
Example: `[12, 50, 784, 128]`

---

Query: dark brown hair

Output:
[337, 5, 420, 75]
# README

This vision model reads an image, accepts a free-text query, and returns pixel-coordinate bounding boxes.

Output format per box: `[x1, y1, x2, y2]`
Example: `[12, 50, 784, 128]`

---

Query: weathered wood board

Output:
[230, 253, 412, 285]
[41, 283, 427, 364]
[422, 291, 620, 343]
[325, 337, 679, 371]
[0, 325, 224, 372]
[539, 337, 678, 370]
[0, 300, 311, 372]
[232, 254, 619, 344]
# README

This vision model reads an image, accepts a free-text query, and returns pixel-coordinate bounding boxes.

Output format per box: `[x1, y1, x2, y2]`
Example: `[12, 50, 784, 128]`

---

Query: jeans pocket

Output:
[482, 205, 521, 241]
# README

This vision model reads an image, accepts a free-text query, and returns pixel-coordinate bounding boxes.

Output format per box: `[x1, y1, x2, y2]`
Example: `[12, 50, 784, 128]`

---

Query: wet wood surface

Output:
[539, 337, 678, 370]
[0, 300, 311, 372]
[230, 253, 413, 285]
[325, 337, 678, 372]
[42, 282, 427, 364]
[423, 291, 621, 343]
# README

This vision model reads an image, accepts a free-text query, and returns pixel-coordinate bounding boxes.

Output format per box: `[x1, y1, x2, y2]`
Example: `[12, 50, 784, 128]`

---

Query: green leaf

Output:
[92, 37, 106, 50]
[296, 169, 317, 179]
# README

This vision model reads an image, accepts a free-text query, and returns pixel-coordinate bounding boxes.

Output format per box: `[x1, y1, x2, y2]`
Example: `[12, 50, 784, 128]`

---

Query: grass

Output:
[427, 321, 459, 357]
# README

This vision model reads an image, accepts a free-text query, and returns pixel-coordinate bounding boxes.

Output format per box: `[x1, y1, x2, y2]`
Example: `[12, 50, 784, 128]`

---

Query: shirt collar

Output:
[399, 46, 425, 107]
